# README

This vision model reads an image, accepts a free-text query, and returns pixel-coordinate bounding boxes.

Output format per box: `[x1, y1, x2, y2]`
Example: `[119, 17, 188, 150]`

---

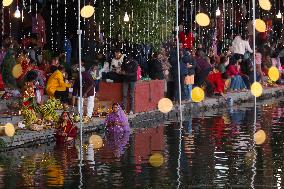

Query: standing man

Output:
[72, 69, 95, 121]
[116, 53, 138, 114]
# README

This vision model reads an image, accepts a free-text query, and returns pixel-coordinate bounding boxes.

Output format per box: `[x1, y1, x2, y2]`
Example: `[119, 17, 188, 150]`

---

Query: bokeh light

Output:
[89, 135, 103, 149]
[259, 0, 272, 10]
[3, 0, 13, 7]
[255, 19, 266, 33]
[191, 87, 205, 102]
[268, 66, 280, 82]
[4, 123, 15, 137]
[158, 98, 173, 113]
[12, 64, 23, 79]
[149, 153, 164, 167]
[80, 5, 95, 18]
[251, 82, 263, 97]
[195, 13, 210, 27]
[254, 130, 266, 145]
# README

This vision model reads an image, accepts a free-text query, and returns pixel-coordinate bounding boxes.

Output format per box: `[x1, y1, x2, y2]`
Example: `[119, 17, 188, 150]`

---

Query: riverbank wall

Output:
[0, 86, 283, 151]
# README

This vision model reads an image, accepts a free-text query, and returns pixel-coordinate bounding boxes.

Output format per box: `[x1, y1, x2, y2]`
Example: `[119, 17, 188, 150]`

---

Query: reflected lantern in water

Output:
[89, 135, 103, 149]
[254, 130, 266, 145]
[158, 98, 173, 113]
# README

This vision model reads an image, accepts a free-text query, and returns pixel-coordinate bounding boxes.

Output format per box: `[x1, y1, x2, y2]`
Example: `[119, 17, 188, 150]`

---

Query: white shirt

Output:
[232, 36, 253, 55]
[111, 54, 125, 71]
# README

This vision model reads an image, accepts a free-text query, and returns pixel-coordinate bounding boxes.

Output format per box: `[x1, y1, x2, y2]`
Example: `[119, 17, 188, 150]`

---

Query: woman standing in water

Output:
[54, 111, 77, 144]
[104, 103, 130, 133]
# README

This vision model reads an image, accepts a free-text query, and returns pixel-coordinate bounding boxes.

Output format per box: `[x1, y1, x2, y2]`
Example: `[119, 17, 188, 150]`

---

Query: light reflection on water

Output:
[0, 101, 283, 188]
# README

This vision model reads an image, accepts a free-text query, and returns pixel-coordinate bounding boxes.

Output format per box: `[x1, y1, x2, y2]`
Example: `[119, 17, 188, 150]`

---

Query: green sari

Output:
[2, 49, 17, 89]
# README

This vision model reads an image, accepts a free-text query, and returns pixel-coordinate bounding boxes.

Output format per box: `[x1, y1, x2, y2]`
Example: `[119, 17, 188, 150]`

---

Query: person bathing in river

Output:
[104, 103, 130, 133]
[54, 111, 77, 144]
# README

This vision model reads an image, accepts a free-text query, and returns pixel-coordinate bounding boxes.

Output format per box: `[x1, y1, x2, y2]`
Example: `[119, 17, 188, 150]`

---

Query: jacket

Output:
[121, 60, 138, 82]
[72, 71, 95, 97]
[46, 70, 71, 97]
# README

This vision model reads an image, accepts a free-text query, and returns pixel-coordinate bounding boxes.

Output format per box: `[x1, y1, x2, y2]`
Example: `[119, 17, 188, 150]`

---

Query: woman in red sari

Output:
[54, 111, 77, 144]
[208, 67, 227, 99]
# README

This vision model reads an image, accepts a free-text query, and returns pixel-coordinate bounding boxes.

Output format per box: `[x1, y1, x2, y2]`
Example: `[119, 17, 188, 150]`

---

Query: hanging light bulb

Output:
[124, 12, 129, 22]
[276, 10, 282, 19]
[14, 6, 21, 18]
[216, 7, 221, 16]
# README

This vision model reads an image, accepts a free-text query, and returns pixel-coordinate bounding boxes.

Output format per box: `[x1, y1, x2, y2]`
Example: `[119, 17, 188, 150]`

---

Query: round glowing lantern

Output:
[158, 98, 173, 113]
[268, 66, 280, 82]
[255, 19, 266, 33]
[195, 13, 210, 27]
[89, 135, 103, 149]
[254, 129, 266, 145]
[80, 5, 95, 18]
[3, 0, 13, 7]
[12, 64, 23, 78]
[259, 0, 272, 11]
[191, 87, 205, 103]
[251, 82, 263, 97]
[149, 153, 164, 167]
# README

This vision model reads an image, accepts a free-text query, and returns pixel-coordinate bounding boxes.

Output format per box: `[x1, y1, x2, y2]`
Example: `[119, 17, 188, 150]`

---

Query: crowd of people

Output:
[0, 28, 284, 129]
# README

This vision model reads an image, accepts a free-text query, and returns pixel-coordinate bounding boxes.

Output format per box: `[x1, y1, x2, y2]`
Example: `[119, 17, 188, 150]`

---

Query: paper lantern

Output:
[254, 130, 266, 145]
[191, 87, 205, 102]
[5, 123, 15, 137]
[259, 0, 272, 11]
[195, 13, 210, 27]
[12, 64, 23, 78]
[3, 0, 13, 7]
[251, 82, 263, 97]
[149, 153, 164, 167]
[255, 19, 266, 33]
[268, 66, 280, 81]
[80, 5, 95, 18]
[158, 98, 173, 113]
[89, 135, 103, 149]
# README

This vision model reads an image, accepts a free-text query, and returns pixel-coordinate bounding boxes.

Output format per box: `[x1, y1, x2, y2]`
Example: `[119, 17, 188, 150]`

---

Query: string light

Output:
[216, 7, 221, 16]
[51, 2, 53, 50]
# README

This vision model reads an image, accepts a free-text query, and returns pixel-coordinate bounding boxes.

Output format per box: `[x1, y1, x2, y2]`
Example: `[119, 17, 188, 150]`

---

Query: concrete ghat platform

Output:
[0, 86, 283, 151]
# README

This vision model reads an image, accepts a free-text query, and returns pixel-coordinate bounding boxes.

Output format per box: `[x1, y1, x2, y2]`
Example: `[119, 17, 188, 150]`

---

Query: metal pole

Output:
[252, 0, 256, 82]
[176, 0, 182, 120]
[176, 0, 183, 187]
[77, 0, 83, 165]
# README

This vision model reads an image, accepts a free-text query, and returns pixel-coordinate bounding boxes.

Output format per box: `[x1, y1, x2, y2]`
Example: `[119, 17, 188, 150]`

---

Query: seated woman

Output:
[54, 111, 77, 144]
[226, 58, 246, 91]
[46, 65, 71, 105]
[104, 103, 130, 133]
[208, 67, 227, 99]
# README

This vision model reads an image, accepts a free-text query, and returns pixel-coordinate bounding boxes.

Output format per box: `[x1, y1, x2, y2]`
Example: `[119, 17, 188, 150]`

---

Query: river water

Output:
[0, 99, 283, 188]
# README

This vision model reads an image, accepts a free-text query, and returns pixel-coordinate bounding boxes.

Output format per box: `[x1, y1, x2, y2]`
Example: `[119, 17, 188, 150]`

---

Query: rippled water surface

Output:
[0, 99, 284, 188]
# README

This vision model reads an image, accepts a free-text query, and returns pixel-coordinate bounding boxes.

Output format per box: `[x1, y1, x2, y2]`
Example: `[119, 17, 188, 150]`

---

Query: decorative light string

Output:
[9, 7, 11, 37]
[51, 2, 53, 50]
[1, 5, 4, 48]
[56, 0, 59, 52]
